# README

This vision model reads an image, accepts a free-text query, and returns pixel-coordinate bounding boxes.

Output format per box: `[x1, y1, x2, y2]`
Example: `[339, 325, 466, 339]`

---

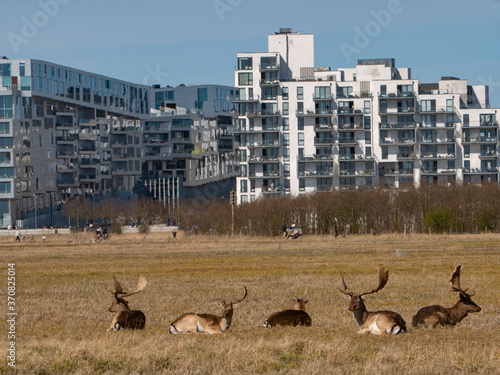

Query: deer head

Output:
[109, 275, 147, 312]
[449, 265, 481, 313]
[216, 286, 248, 317]
[340, 267, 389, 311]
[293, 288, 309, 311]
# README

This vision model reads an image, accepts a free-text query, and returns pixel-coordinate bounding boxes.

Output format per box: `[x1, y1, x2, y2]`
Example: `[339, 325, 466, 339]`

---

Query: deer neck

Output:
[219, 309, 234, 331]
[352, 301, 369, 328]
[447, 301, 469, 324]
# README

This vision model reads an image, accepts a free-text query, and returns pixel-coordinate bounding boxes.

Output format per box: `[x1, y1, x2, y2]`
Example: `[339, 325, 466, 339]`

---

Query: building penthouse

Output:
[230, 28, 498, 204]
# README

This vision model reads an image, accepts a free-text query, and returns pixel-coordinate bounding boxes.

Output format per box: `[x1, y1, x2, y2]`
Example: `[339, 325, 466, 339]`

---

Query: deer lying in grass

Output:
[340, 267, 406, 335]
[263, 289, 312, 328]
[107, 275, 147, 331]
[169, 286, 248, 334]
[412, 265, 481, 328]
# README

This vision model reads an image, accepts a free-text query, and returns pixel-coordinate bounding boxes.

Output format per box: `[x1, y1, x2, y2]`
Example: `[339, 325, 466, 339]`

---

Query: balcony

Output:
[247, 140, 280, 148]
[379, 107, 415, 114]
[479, 150, 498, 158]
[260, 63, 279, 71]
[379, 122, 417, 129]
[338, 137, 357, 145]
[298, 154, 334, 162]
[314, 137, 335, 145]
[312, 93, 333, 101]
[338, 108, 364, 115]
[226, 94, 260, 103]
[421, 168, 457, 175]
[338, 123, 363, 131]
[259, 79, 280, 87]
[418, 106, 456, 114]
[314, 124, 334, 131]
[246, 111, 281, 118]
[381, 169, 414, 176]
[248, 156, 280, 163]
[380, 137, 415, 145]
[298, 170, 334, 178]
[463, 168, 499, 174]
[296, 109, 333, 117]
[462, 137, 497, 144]
[379, 91, 415, 98]
[421, 138, 455, 144]
[261, 186, 282, 195]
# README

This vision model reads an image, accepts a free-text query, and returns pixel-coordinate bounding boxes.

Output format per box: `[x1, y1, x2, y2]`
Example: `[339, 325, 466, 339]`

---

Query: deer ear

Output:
[232, 303, 240, 309]
[343, 295, 351, 300]
[361, 296, 365, 300]
[215, 302, 223, 307]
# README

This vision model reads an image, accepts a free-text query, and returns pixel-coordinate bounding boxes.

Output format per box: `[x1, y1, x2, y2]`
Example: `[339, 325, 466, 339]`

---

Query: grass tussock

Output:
[0, 232, 499, 374]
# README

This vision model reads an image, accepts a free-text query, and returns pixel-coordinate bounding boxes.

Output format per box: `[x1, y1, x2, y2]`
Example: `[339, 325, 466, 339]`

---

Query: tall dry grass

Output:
[0, 232, 499, 374]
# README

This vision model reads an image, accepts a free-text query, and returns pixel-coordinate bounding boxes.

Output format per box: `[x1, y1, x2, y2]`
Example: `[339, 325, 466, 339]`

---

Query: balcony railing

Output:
[379, 122, 417, 129]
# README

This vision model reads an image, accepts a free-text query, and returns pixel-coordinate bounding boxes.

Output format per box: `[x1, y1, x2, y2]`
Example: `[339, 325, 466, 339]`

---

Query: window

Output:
[282, 102, 289, 116]
[420, 100, 436, 112]
[283, 133, 289, 146]
[240, 179, 248, 193]
[463, 114, 469, 127]
[364, 100, 371, 114]
[464, 145, 470, 158]
[282, 87, 288, 100]
[283, 148, 290, 161]
[364, 131, 371, 144]
[298, 117, 304, 130]
[297, 102, 303, 114]
[282, 117, 289, 131]
[382, 146, 388, 160]
[297, 87, 303, 100]
[260, 56, 276, 69]
[241, 195, 248, 203]
[262, 87, 277, 100]
[480, 114, 495, 126]
[238, 72, 253, 86]
[421, 115, 436, 127]
[298, 132, 304, 146]
[337, 86, 353, 98]
[0, 122, 10, 135]
[397, 84, 413, 96]
[0, 96, 13, 118]
[0, 64, 11, 76]
[299, 179, 305, 191]
[284, 164, 290, 177]
[0, 182, 11, 194]
[238, 57, 252, 70]
[446, 99, 454, 112]
[239, 149, 247, 162]
[314, 86, 330, 99]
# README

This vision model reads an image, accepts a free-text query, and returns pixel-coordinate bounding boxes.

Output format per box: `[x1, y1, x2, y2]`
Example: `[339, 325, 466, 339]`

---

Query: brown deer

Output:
[107, 275, 147, 331]
[340, 267, 406, 335]
[263, 289, 312, 328]
[412, 265, 481, 328]
[169, 286, 248, 334]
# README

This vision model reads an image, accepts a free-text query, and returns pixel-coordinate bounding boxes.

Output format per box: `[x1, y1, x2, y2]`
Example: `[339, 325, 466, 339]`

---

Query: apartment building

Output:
[144, 84, 237, 198]
[0, 59, 236, 228]
[230, 29, 498, 203]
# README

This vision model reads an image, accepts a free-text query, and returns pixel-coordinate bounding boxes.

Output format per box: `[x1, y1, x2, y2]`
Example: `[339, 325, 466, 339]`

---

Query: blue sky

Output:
[2, 0, 500, 105]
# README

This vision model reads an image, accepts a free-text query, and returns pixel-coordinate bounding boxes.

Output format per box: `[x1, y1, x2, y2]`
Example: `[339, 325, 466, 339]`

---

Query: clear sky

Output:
[2, 0, 500, 105]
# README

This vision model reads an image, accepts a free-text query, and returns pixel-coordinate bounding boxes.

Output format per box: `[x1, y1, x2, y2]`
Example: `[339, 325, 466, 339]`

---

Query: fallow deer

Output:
[412, 265, 481, 328]
[107, 275, 147, 331]
[340, 267, 406, 335]
[263, 289, 312, 328]
[169, 286, 248, 334]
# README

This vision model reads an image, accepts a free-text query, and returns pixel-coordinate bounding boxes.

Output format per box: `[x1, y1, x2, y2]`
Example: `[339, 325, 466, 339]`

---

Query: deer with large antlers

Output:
[107, 275, 147, 331]
[412, 265, 481, 328]
[263, 289, 312, 328]
[340, 267, 406, 335]
[169, 286, 248, 334]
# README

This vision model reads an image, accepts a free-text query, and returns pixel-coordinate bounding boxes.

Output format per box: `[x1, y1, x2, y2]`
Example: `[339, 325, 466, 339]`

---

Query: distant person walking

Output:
[15, 230, 20, 242]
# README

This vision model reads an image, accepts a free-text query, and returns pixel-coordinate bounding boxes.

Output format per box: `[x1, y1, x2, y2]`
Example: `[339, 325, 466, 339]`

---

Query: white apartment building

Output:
[230, 28, 498, 203]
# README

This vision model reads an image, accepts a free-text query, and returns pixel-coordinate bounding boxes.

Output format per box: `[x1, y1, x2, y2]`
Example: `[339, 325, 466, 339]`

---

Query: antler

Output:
[112, 275, 124, 295]
[359, 267, 389, 297]
[233, 286, 248, 305]
[121, 275, 148, 298]
[339, 271, 354, 296]
[295, 287, 308, 301]
[449, 265, 474, 296]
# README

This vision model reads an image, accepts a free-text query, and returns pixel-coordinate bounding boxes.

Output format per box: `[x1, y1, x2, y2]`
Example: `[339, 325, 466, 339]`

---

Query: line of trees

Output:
[61, 183, 500, 236]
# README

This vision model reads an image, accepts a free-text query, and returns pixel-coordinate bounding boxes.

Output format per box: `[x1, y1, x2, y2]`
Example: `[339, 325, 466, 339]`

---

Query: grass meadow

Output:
[0, 231, 499, 374]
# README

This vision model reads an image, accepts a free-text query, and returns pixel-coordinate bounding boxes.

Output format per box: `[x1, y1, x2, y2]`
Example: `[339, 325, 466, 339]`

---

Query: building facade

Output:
[230, 29, 498, 204]
[0, 59, 236, 228]
[144, 84, 237, 198]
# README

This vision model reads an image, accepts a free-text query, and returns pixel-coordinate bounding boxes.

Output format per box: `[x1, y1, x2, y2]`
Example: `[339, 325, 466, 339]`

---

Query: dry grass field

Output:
[0, 231, 499, 374]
